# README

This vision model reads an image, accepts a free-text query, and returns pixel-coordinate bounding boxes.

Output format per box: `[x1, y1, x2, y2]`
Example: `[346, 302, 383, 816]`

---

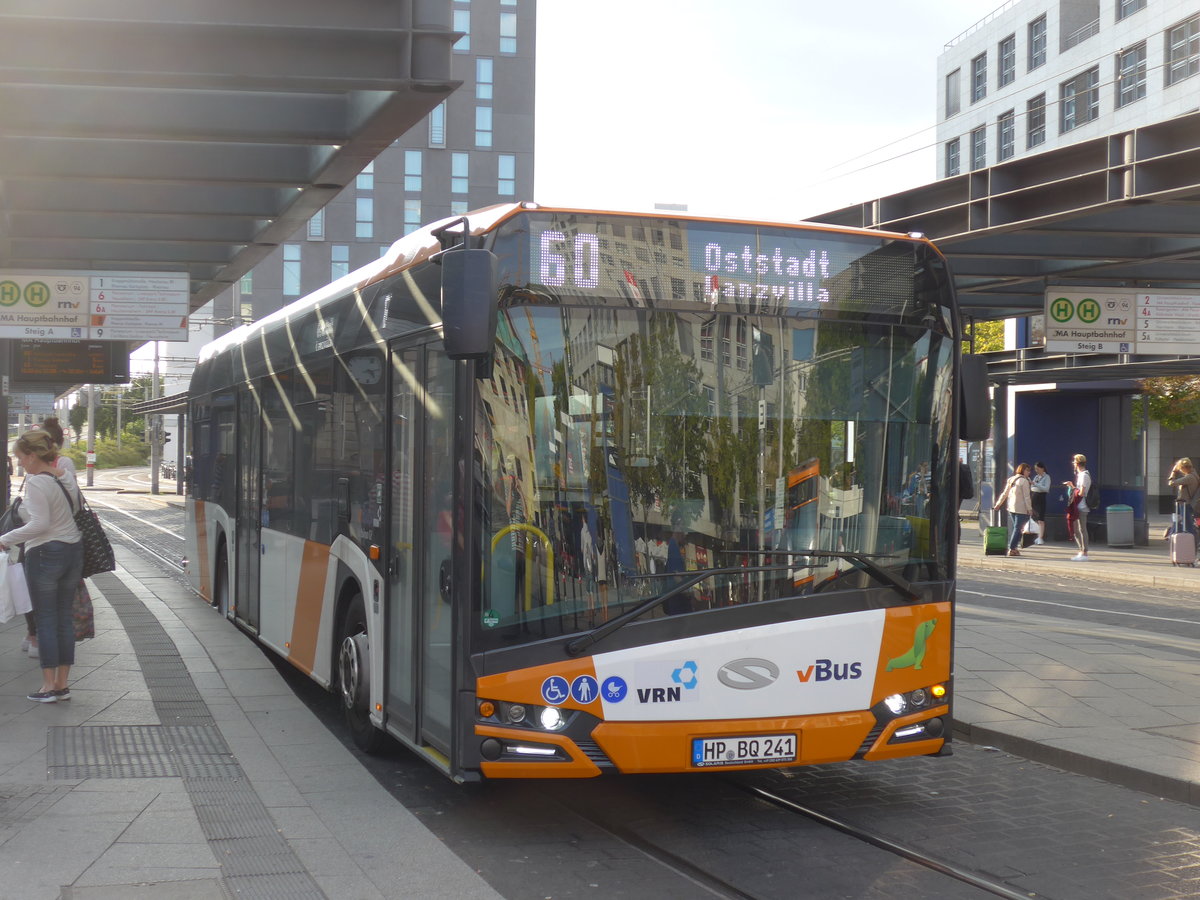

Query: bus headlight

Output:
[478, 700, 571, 733]
[538, 706, 565, 731]
[884, 694, 907, 715]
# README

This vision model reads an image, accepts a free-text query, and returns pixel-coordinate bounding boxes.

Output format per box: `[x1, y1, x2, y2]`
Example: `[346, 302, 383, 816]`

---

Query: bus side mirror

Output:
[959, 354, 990, 442]
[442, 248, 498, 361]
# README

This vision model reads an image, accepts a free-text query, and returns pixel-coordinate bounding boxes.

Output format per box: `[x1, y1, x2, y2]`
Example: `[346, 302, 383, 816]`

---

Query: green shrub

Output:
[61, 438, 151, 469]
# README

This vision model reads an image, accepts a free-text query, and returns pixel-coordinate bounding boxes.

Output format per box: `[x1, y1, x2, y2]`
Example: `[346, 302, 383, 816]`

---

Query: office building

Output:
[214, 0, 535, 326]
[937, 0, 1200, 177]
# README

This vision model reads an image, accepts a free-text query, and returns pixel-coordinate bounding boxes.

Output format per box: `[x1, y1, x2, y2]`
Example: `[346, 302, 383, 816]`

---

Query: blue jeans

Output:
[27, 540, 84, 669]
[1008, 513, 1030, 551]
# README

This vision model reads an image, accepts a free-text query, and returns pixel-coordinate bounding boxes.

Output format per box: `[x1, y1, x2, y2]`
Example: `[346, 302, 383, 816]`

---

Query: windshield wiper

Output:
[564, 564, 790, 657]
[739, 549, 920, 603]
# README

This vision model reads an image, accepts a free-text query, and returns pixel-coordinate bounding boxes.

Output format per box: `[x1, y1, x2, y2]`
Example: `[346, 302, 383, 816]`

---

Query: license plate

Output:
[691, 734, 797, 768]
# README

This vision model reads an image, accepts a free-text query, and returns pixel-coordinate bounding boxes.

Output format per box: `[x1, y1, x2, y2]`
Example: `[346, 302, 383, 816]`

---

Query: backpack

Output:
[1085, 478, 1099, 510]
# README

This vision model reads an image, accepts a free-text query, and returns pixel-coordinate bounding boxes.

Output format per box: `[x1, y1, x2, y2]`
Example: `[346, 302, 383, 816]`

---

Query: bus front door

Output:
[386, 345, 456, 756]
[235, 389, 261, 631]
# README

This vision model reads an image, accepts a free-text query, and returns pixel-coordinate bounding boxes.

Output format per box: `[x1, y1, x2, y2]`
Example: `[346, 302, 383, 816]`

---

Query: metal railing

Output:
[945, 0, 1020, 49]
[1064, 18, 1100, 50]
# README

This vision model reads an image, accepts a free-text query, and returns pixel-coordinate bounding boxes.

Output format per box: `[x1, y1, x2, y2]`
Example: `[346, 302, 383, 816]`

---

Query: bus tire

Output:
[337, 592, 385, 754]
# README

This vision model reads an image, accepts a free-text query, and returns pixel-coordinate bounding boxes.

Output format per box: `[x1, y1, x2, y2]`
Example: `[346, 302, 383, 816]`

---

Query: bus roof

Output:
[198, 202, 936, 364]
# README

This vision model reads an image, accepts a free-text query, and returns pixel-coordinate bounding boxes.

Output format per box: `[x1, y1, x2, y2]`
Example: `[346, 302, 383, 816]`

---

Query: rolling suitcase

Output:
[984, 510, 1008, 556]
[1170, 530, 1196, 567]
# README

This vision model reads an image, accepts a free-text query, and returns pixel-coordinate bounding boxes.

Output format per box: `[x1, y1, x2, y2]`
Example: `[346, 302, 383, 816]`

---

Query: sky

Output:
[534, 0, 1001, 222]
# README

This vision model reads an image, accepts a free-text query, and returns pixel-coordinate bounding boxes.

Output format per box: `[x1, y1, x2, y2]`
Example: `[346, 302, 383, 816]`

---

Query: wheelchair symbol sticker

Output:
[541, 676, 569, 706]
[601, 676, 628, 703]
[571, 675, 599, 704]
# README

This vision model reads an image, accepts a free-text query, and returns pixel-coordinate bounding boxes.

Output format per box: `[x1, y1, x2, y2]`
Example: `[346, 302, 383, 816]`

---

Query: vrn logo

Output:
[1107, 317, 1128, 325]
[796, 659, 863, 683]
[636, 660, 698, 703]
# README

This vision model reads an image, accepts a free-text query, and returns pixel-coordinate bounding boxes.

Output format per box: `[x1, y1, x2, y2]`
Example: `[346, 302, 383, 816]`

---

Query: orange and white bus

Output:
[185, 203, 988, 780]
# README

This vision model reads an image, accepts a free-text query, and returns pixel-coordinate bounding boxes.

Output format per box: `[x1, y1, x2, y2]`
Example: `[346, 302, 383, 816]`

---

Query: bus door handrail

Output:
[490, 523, 554, 610]
[564, 564, 792, 657]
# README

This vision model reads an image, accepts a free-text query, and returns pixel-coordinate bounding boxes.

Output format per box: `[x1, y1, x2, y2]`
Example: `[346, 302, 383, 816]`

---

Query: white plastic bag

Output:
[1023, 519, 1040, 535]
[9, 561, 32, 617]
[0, 555, 12, 624]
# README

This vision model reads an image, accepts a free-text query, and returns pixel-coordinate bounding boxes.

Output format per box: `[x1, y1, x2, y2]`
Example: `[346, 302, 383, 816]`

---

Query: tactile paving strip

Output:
[76, 571, 327, 898]
[48, 724, 241, 778]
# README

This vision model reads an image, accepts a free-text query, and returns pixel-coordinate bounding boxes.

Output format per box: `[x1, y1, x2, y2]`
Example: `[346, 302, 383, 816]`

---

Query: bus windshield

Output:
[473, 303, 957, 650]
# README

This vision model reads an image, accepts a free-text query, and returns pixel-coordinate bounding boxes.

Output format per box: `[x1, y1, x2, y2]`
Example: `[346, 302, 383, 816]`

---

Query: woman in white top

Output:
[1065, 453, 1092, 561]
[1030, 462, 1051, 545]
[0, 431, 83, 703]
[18, 417, 78, 658]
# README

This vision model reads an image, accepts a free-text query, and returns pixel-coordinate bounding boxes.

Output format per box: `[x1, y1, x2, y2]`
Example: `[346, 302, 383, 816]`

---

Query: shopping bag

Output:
[52, 480, 115, 578]
[74, 580, 95, 641]
[76, 503, 116, 578]
[8, 560, 32, 617]
[0, 555, 12, 624]
[1023, 519, 1039, 534]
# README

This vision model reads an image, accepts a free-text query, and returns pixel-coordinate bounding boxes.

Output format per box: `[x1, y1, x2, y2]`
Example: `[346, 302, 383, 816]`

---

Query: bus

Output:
[185, 202, 989, 780]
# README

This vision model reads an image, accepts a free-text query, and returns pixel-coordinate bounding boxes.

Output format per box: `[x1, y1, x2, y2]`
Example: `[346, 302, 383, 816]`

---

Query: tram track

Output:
[727, 778, 1034, 900]
[533, 772, 1020, 900]
[89, 496, 187, 573]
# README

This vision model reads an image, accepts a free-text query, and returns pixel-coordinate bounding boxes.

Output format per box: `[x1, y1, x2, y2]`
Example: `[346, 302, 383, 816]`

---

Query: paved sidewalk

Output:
[955, 516, 1200, 806]
[0, 547, 502, 900]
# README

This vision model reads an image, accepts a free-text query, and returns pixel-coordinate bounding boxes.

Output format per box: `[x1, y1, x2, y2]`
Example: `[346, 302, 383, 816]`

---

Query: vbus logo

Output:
[718, 658, 779, 690]
[796, 659, 863, 683]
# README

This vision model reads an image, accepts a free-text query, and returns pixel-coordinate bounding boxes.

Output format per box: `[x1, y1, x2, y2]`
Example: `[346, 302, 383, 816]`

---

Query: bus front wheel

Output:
[337, 593, 385, 754]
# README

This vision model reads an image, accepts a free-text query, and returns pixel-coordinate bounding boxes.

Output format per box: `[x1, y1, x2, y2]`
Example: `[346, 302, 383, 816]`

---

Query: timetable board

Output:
[1045, 288, 1200, 355]
[0, 270, 188, 341]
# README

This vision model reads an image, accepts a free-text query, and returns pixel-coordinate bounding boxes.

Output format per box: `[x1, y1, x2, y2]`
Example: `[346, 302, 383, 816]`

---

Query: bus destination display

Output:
[526, 215, 914, 314]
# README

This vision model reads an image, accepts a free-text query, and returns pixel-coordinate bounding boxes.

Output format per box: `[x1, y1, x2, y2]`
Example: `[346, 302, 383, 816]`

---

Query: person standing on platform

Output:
[994, 463, 1034, 557]
[1065, 453, 1092, 561]
[1030, 461, 1051, 545]
[18, 418, 78, 658]
[0, 431, 83, 703]
[1167, 457, 1199, 542]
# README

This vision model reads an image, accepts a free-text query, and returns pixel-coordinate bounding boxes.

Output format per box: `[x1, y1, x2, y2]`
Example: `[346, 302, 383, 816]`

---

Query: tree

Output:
[961, 319, 1004, 354]
[69, 376, 155, 442]
[1142, 376, 1200, 431]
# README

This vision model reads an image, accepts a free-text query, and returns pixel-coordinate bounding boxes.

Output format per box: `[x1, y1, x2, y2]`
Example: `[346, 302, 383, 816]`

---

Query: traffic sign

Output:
[0, 269, 188, 341]
[1044, 289, 1134, 353]
[1045, 287, 1200, 355]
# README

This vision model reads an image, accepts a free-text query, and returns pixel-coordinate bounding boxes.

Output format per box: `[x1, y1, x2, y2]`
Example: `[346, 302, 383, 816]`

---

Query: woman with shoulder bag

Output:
[0, 431, 83, 703]
[15, 418, 78, 658]
[993, 463, 1034, 558]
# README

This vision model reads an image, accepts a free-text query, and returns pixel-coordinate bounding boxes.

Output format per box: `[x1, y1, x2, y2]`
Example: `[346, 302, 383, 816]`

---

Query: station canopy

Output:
[0, 1, 461, 313]
[812, 112, 1200, 384]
